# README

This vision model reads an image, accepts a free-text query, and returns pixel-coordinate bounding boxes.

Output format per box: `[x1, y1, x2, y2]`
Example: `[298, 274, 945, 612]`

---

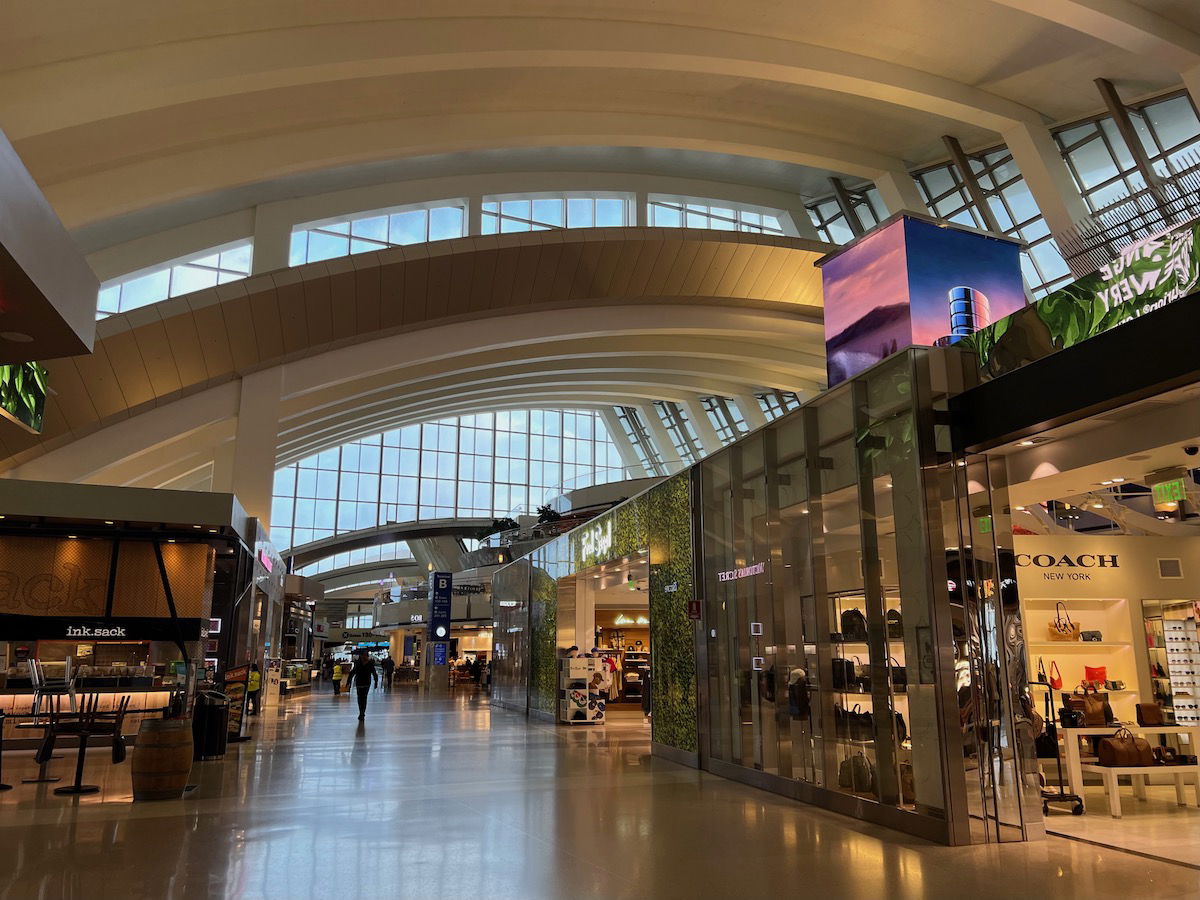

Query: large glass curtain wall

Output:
[1055, 91, 1200, 215]
[913, 152, 1072, 297]
[806, 187, 888, 245]
[270, 410, 622, 551]
[699, 350, 980, 844]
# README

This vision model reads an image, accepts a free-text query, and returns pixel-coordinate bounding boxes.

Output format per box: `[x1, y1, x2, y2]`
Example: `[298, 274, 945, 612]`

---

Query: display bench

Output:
[0, 688, 177, 744]
[558, 659, 605, 725]
[1059, 725, 1200, 817]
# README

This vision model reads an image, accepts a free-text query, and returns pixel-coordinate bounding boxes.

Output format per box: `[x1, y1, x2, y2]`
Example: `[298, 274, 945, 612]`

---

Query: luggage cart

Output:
[1032, 683, 1084, 816]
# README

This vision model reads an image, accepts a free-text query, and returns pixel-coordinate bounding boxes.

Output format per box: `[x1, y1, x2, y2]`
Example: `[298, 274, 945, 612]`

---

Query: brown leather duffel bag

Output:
[1097, 727, 1154, 767]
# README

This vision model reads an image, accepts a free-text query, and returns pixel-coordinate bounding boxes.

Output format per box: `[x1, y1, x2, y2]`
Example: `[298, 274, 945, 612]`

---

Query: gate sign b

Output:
[428, 571, 452, 641]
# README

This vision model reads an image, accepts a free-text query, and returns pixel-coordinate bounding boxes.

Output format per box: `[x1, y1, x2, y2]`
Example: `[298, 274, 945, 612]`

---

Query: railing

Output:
[1054, 151, 1200, 279]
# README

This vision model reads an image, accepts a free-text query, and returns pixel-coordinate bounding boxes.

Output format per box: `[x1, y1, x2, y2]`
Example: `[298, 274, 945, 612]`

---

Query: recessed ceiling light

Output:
[68, 535, 76, 539]
[167, 539, 176, 543]
[104, 520, 114, 525]
[1018, 440, 1036, 447]
[0, 331, 33, 343]
[193, 524, 202, 529]
[1014, 505, 1025, 511]
[1112, 477, 1125, 483]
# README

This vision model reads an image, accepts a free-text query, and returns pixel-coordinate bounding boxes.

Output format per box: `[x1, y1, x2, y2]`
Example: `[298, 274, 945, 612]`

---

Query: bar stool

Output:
[46, 694, 131, 796]
[31, 659, 77, 716]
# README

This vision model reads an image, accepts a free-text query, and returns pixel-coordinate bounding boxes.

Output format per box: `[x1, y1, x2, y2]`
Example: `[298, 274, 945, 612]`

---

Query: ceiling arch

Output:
[1, 1, 1189, 230]
[0, 229, 830, 486]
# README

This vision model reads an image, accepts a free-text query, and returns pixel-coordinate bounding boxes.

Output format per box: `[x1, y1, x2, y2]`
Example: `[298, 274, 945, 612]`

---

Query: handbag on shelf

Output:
[1048, 602, 1080, 641]
[889, 656, 907, 692]
[851, 656, 871, 692]
[1097, 727, 1154, 767]
[1065, 684, 1113, 726]
[1137, 702, 1165, 727]
[841, 608, 868, 642]
[1049, 660, 1063, 691]
[838, 752, 876, 792]
[1104, 679, 1126, 692]
[1081, 630, 1103, 642]
[831, 658, 855, 690]
[1059, 707, 1084, 728]
[1083, 664, 1107, 685]
[1036, 658, 1048, 684]
[886, 608, 903, 639]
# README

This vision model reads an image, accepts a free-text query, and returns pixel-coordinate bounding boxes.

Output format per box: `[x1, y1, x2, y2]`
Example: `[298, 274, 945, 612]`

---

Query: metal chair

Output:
[30, 658, 77, 716]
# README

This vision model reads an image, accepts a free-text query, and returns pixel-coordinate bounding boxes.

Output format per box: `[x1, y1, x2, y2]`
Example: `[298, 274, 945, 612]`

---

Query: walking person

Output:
[347, 650, 379, 721]
[247, 662, 263, 716]
[331, 660, 343, 696]
[381, 655, 395, 691]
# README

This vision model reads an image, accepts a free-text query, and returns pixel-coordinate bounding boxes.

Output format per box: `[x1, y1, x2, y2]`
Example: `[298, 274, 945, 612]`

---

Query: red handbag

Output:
[1084, 664, 1107, 685]
[1049, 661, 1063, 690]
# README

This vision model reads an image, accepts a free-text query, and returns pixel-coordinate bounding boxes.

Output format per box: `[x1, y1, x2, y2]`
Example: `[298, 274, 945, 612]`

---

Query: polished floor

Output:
[2, 688, 1199, 899]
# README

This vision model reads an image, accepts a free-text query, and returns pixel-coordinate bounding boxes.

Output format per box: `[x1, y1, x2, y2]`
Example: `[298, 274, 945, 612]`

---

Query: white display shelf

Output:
[1028, 642, 1131, 651]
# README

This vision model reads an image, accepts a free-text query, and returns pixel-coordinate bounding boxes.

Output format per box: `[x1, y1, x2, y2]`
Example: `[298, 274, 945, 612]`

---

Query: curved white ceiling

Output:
[2, 1, 1196, 230]
[0, 229, 829, 486]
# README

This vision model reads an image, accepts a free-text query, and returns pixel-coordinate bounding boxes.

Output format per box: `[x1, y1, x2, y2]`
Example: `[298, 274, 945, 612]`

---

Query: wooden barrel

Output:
[131, 718, 193, 801]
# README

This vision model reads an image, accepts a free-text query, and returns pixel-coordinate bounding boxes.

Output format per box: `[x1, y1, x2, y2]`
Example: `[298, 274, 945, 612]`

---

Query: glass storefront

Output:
[697, 349, 975, 842]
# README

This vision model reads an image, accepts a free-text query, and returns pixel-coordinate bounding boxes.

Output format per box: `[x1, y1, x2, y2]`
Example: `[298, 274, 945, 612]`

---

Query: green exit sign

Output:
[1153, 477, 1187, 508]
[976, 515, 993, 534]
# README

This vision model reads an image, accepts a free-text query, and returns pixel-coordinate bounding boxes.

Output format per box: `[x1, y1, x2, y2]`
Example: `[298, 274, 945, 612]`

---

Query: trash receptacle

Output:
[192, 691, 230, 760]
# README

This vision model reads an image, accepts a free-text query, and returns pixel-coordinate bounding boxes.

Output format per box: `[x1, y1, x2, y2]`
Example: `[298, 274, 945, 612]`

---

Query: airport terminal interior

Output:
[2, 2, 1200, 897]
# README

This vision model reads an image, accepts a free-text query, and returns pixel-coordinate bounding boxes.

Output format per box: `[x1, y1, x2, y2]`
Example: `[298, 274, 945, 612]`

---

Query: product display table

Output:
[1060, 724, 1200, 809]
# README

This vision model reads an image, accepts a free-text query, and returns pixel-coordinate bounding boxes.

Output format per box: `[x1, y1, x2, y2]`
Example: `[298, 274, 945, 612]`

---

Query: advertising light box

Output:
[818, 215, 1025, 385]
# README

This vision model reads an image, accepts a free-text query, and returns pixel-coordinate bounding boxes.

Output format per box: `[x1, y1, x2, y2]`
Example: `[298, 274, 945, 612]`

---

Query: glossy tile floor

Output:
[2, 688, 1199, 899]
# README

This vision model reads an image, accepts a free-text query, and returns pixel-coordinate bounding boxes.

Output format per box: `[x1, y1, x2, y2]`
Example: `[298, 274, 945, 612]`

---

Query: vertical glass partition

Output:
[699, 350, 977, 843]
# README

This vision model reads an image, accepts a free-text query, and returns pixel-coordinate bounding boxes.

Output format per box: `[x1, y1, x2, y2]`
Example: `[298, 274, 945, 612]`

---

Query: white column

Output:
[873, 170, 927, 216]
[783, 200, 822, 239]
[634, 190, 649, 227]
[1184, 67, 1200, 117]
[212, 369, 283, 529]
[250, 204, 292, 274]
[684, 398, 723, 455]
[637, 402, 683, 471]
[734, 394, 768, 430]
[467, 194, 483, 236]
[599, 408, 647, 478]
[1002, 121, 1091, 238]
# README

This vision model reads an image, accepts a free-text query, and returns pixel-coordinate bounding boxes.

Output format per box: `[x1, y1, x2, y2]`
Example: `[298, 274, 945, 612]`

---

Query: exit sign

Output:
[976, 515, 993, 534]
[1152, 477, 1187, 510]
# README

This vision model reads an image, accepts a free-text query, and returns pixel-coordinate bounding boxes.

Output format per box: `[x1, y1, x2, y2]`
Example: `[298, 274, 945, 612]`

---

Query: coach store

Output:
[950, 283, 1200, 865]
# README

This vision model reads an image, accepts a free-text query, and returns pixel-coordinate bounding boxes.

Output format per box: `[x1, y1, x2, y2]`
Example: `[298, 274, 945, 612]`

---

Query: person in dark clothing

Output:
[346, 650, 378, 720]
[381, 655, 396, 690]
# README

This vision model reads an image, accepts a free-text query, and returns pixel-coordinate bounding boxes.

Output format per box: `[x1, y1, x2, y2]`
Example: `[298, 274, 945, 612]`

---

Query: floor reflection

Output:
[0, 688, 1195, 899]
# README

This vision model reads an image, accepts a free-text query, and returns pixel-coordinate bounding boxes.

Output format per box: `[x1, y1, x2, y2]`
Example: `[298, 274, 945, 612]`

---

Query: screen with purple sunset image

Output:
[820, 216, 1024, 386]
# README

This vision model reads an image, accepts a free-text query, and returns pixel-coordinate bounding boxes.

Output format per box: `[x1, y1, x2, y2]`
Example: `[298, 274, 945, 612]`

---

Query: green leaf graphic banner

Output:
[0, 362, 48, 433]
[961, 219, 1200, 378]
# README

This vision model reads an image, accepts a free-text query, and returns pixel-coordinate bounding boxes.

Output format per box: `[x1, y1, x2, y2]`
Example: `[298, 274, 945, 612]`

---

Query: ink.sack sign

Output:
[1013, 535, 1200, 601]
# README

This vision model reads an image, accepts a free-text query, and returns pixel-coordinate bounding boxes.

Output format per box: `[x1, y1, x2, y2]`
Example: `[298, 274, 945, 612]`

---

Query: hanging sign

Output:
[428, 571, 452, 641]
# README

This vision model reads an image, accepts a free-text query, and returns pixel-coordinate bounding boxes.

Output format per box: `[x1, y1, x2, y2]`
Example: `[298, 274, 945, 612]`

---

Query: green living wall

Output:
[529, 564, 559, 716]
[647, 473, 698, 754]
